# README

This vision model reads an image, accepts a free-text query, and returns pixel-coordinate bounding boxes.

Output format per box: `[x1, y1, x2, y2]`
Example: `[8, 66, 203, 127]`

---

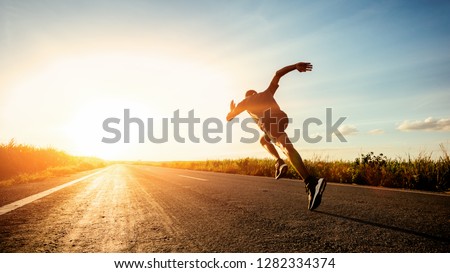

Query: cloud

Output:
[338, 124, 358, 136]
[368, 129, 384, 135]
[397, 117, 450, 131]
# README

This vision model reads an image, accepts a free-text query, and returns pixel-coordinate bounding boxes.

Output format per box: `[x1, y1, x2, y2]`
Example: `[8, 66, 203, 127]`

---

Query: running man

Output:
[226, 62, 326, 210]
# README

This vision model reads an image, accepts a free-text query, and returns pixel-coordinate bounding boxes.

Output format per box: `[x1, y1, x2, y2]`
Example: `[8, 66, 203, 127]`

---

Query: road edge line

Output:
[0, 166, 111, 216]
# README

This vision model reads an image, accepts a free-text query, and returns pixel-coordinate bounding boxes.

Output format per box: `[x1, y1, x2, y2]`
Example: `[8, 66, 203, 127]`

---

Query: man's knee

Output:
[275, 133, 288, 145]
[260, 135, 270, 146]
[275, 134, 294, 149]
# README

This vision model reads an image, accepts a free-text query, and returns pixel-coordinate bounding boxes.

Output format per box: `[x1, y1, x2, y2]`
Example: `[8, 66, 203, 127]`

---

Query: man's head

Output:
[245, 90, 257, 98]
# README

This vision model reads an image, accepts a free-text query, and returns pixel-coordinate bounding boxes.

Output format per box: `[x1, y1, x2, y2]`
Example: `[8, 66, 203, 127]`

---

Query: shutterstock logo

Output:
[101, 108, 348, 144]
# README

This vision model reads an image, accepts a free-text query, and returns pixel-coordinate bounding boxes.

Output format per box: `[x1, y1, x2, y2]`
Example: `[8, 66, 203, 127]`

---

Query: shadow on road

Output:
[314, 210, 450, 244]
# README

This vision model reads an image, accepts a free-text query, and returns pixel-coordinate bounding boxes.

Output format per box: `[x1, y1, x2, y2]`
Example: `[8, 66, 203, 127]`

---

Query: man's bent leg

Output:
[260, 135, 288, 179]
[274, 133, 310, 180]
[275, 133, 327, 210]
[260, 135, 281, 160]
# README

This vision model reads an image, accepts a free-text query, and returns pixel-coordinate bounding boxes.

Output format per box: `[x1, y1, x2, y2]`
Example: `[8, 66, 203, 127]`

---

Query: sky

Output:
[0, 0, 449, 161]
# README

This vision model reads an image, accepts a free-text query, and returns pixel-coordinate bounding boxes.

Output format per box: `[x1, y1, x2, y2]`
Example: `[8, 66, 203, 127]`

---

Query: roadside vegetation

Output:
[1, 139, 448, 192]
[0, 139, 106, 185]
[144, 145, 450, 192]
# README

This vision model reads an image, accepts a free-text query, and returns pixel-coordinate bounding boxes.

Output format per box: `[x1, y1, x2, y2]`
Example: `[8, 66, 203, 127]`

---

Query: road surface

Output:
[0, 164, 448, 252]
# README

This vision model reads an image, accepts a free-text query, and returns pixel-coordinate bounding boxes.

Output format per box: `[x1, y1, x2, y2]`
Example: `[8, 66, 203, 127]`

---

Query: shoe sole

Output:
[309, 178, 327, 211]
[275, 164, 288, 179]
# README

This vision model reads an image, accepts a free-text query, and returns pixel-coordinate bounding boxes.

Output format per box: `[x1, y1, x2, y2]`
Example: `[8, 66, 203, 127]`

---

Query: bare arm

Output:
[268, 62, 313, 94]
[226, 99, 247, 121]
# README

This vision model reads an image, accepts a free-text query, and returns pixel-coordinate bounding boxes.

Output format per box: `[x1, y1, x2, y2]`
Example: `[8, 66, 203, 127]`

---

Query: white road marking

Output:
[178, 175, 208, 181]
[0, 167, 110, 216]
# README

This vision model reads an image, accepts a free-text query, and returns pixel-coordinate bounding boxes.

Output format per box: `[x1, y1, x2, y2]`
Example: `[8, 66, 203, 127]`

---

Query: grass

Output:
[2, 139, 448, 192]
[0, 139, 107, 185]
[140, 145, 450, 192]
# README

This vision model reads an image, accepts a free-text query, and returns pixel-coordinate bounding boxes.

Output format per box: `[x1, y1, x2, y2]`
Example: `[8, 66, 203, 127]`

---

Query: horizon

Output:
[2, 137, 448, 163]
[1, 1, 449, 162]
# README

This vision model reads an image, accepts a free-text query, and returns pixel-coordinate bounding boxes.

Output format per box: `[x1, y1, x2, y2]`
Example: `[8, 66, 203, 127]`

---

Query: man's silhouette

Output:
[226, 62, 326, 210]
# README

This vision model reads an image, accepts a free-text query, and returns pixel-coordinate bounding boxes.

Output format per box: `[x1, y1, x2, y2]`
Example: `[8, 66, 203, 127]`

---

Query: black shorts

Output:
[259, 109, 289, 141]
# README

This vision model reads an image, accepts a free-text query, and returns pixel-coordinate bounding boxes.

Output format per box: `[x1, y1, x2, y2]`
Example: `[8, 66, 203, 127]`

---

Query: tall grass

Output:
[143, 145, 450, 192]
[0, 139, 106, 184]
[307, 147, 450, 191]
[154, 158, 277, 177]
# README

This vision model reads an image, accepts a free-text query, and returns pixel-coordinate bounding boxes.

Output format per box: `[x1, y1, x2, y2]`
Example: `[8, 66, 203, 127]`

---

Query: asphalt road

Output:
[0, 164, 448, 252]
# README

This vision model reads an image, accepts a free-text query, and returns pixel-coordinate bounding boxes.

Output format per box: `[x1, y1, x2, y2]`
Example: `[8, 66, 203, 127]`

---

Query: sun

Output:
[2, 50, 233, 160]
[63, 100, 126, 159]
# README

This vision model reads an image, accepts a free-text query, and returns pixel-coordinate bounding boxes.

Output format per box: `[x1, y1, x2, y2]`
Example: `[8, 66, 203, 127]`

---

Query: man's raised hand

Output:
[226, 100, 237, 121]
[230, 100, 236, 111]
[296, 62, 313, 73]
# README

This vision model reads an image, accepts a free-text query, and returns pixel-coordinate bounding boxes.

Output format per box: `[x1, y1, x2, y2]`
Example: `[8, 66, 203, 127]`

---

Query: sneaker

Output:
[305, 177, 327, 211]
[275, 159, 288, 179]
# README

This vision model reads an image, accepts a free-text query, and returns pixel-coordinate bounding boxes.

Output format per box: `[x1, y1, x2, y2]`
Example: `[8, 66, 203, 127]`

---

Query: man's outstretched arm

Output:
[268, 62, 313, 94]
[226, 99, 247, 121]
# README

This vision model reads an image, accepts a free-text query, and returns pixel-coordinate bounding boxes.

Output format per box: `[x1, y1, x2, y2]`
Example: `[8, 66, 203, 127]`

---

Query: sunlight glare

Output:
[2, 51, 233, 160]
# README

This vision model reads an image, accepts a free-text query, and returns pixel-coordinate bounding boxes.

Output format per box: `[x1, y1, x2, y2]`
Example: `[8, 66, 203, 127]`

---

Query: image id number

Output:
[256, 257, 335, 269]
